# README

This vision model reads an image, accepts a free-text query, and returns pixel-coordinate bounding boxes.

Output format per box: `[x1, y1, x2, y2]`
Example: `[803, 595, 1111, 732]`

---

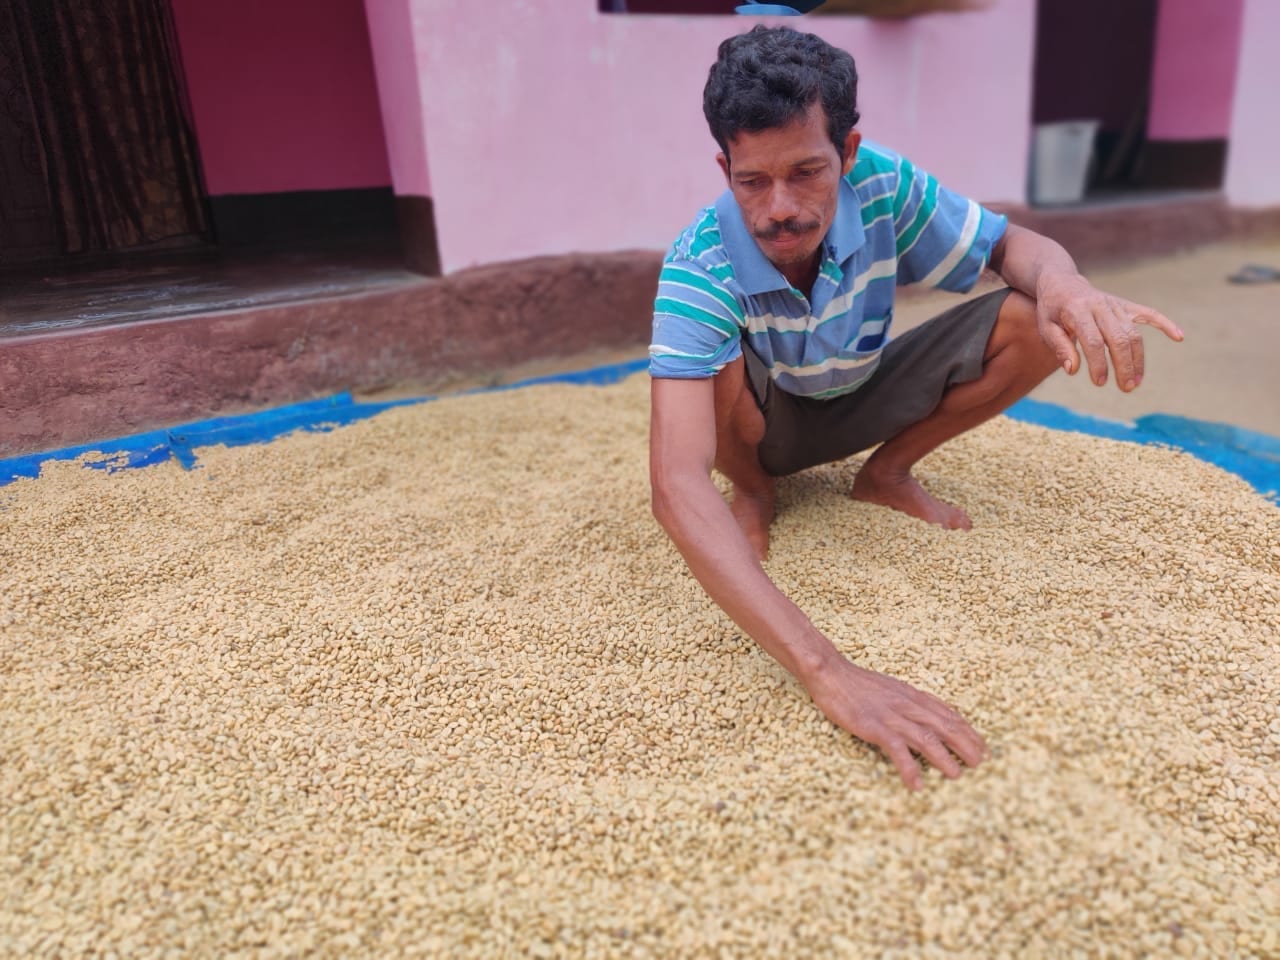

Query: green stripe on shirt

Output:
[653, 297, 740, 337]
[895, 175, 939, 258]
[659, 264, 744, 319]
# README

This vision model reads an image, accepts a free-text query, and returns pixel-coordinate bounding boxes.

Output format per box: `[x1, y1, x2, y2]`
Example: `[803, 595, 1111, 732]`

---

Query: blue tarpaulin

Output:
[2, 358, 1276, 505]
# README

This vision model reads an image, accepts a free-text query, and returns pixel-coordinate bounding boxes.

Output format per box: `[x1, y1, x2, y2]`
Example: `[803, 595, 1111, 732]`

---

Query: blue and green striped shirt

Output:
[649, 140, 1007, 399]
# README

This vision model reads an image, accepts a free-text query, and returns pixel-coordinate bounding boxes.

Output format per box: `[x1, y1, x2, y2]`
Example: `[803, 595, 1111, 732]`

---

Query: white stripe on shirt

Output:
[918, 201, 981, 288]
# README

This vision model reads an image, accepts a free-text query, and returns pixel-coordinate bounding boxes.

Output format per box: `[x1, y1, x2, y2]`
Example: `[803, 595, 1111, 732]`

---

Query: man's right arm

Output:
[649, 375, 988, 790]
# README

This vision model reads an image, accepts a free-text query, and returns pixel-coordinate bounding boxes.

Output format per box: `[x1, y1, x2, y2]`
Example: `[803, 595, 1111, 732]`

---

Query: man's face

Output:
[717, 101, 859, 272]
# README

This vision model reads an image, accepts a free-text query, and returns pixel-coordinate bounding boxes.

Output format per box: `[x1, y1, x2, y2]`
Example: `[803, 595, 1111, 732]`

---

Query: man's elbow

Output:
[650, 472, 678, 532]
[650, 466, 699, 537]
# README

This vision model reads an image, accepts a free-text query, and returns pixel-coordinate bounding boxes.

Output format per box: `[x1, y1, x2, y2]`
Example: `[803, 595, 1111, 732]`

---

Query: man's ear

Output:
[841, 130, 861, 177]
[716, 151, 731, 185]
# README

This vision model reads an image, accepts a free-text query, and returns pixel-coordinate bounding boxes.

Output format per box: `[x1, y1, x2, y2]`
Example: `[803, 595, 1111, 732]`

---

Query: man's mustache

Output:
[755, 219, 821, 241]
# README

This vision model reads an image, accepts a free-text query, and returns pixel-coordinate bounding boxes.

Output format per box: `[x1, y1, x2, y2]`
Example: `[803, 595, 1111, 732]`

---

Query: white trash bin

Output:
[1029, 120, 1100, 206]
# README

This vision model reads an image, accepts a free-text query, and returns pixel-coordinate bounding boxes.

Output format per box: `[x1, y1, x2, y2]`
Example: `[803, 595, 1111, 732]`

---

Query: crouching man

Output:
[649, 26, 1182, 789]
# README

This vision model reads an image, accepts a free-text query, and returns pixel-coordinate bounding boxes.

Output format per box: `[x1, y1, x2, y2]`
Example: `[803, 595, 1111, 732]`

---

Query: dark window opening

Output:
[599, 1, 990, 14]
[599, 1, 741, 12]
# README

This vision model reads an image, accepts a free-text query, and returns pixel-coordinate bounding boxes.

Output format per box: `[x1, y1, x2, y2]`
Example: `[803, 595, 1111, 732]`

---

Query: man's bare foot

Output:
[730, 486, 775, 561]
[851, 465, 972, 530]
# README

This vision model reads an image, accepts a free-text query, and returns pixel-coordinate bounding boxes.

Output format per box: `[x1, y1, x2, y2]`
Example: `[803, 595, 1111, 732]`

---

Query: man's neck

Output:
[779, 253, 821, 301]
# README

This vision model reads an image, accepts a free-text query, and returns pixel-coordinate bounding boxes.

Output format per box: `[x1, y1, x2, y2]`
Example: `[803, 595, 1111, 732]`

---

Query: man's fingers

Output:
[930, 712, 987, 768]
[913, 696, 987, 769]
[896, 689, 985, 776]
[1131, 303, 1184, 342]
[1127, 316, 1145, 389]
[1099, 300, 1139, 391]
[1039, 316, 1078, 374]
[1037, 281, 1179, 389]
[909, 727, 964, 780]
[946, 722, 987, 769]
[1064, 304, 1109, 386]
[880, 735, 924, 791]
[828, 669, 986, 790]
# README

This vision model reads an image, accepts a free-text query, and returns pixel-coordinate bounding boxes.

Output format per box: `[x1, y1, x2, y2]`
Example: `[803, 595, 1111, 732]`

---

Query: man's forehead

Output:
[726, 137, 833, 173]
[725, 105, 832, 167]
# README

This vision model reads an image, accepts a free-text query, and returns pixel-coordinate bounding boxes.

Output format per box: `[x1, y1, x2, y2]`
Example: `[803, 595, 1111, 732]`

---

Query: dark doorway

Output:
[0, 18, 59, 264]
[0, 0, 210, 271]
[1032, 0, 1243, 203]
[1032, 0, 1160, 199]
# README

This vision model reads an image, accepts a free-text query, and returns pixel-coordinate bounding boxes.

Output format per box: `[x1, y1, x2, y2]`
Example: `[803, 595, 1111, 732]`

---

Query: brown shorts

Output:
[743, 288, 1013, 477]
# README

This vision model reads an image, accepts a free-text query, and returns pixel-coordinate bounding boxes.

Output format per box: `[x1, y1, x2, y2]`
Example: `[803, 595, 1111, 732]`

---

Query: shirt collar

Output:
[715, 175, 866, 296]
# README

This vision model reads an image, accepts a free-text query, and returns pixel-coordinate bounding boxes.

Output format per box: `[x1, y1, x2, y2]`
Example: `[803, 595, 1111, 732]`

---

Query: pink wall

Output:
[171, 0, 391, 196]
[1147, 0, 1245, 141]
[407, 0, 1035, 273]
[363, 0, 431, 197]
[1225, 0, 1280, 206]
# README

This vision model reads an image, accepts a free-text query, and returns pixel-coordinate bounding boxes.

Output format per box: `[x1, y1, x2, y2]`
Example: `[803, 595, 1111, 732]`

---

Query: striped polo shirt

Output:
[649, 140, 1008, 399]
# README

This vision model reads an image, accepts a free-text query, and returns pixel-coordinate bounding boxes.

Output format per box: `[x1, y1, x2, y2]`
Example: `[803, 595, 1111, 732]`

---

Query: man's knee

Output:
[991, 289, 1057, 371]
[992, 290, 1040, 347]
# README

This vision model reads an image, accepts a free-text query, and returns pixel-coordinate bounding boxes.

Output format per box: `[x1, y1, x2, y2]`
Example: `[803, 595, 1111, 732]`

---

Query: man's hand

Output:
[801, 655, 988, 790]
[990, 224, 1184, 394]
[1034, 272, 1184, 393]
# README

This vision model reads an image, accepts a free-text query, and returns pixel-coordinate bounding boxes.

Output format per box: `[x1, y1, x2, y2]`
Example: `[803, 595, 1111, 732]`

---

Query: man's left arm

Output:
[988, 222, 1184, 392]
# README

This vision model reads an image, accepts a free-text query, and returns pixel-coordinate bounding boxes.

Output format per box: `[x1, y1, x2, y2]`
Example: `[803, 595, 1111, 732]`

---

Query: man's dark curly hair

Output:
[703, 25, 861, 165]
